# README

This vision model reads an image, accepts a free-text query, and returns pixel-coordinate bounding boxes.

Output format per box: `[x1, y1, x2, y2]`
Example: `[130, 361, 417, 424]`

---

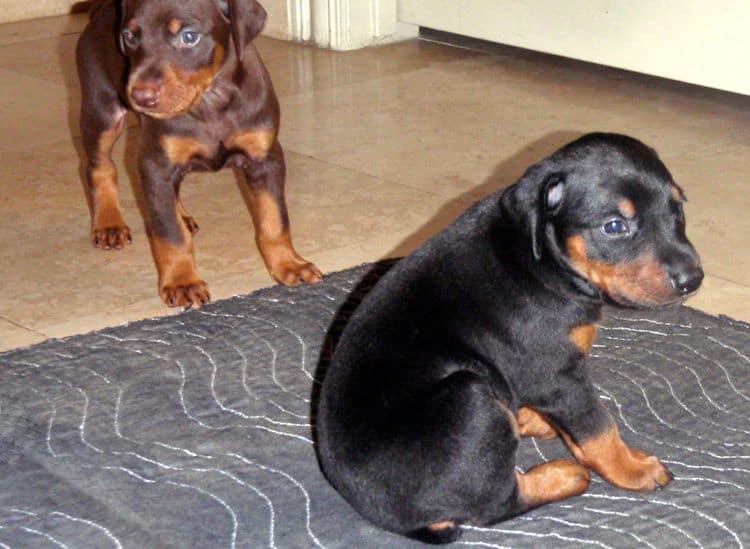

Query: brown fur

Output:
[76, 0, 321, 307]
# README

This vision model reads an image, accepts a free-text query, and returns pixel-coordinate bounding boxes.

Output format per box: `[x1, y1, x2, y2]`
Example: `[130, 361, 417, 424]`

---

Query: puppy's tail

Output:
[407, 522, 462, 545]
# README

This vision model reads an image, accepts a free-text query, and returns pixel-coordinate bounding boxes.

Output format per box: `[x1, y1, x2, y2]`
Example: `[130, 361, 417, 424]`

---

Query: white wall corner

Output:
[304, 0, 418, 51]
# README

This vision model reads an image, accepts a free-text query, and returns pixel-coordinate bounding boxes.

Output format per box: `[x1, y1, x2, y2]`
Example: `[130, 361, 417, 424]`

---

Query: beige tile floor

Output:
[0, 15, 748, 352]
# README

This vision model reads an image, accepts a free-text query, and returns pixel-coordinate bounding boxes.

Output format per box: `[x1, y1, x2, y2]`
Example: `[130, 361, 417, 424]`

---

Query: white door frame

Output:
[287, 0, 416, 50]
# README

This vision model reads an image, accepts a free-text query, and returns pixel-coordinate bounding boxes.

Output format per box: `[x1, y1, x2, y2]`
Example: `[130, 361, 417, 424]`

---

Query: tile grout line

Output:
[704, 272, 750, 290]
[0, 314, 46, 336]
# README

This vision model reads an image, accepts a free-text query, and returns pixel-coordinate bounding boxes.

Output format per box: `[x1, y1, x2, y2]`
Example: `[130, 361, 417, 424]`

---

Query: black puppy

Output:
[316, 133, 703, 544]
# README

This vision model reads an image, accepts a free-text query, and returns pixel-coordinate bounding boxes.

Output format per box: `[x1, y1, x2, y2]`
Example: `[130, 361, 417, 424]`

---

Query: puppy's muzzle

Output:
[130, 81, 161, 110]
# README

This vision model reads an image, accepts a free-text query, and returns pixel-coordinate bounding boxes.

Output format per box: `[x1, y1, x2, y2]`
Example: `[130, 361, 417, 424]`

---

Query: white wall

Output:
[399, 0, 750, 96]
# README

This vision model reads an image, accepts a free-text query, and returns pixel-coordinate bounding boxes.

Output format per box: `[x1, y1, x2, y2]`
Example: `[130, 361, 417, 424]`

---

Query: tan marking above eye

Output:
[167, 18, 183, 35]
[618, 199, 636, 219]
[127, 20, 139, 32]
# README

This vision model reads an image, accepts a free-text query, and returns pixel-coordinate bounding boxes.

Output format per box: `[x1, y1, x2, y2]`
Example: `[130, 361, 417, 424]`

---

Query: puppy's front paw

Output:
[619, 448, 673, 491]
[272, 258, 323, 286]
[563, 424, 673, 492]
[92, 224, 132, 250]
[160, 279, 210, 308]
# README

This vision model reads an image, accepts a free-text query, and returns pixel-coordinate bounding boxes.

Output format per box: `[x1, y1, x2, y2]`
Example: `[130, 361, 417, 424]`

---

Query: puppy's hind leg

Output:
[399, 371, 521, 544]
[515, 460, 591, 513]
[76, 39, 130, 249]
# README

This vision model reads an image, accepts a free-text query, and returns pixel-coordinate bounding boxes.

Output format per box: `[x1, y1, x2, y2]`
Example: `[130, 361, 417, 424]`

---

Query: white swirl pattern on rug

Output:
[0, 263, 747, 548]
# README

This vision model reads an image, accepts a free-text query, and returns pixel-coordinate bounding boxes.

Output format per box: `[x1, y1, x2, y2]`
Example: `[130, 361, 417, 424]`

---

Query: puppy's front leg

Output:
[560, 420, 673, 491]
[140, 141, 209, 308]
[239, 140, 322, 286]
[543, 376, 672, 491]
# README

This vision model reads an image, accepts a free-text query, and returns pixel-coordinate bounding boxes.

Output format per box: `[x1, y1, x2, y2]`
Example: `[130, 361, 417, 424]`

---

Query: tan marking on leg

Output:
[89, 123, 131, 249]
[160, 135, 211, 165]
[569, 324, 598, 355]
[559, 423, 672, 491]
[517, 407, 557, 439]
[618, 198, 636, 219]
[516, 459, 591, 508]
[148, 217, 209, 308]
[248, 190, 323, 286]
[225, 128, 277, 160]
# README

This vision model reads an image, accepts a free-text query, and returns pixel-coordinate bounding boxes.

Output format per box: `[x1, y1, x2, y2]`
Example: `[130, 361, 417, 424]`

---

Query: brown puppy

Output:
[76, 0, 322, 307]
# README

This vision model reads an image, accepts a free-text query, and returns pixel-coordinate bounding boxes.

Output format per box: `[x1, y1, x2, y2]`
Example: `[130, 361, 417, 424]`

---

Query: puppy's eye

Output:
[602, 219, 629, 236]
[121, 29, 138, 49]
[180, 29, 201, 46]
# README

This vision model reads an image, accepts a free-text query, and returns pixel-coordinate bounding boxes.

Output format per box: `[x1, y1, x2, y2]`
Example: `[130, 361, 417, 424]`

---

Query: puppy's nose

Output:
[130, 84, 160, 109]
[670, 266, 704, 295]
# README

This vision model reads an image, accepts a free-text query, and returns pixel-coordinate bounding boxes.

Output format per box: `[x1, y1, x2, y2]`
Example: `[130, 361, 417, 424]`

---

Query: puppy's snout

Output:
[669, 265, 704, 295]
[130, 83, 160, 109]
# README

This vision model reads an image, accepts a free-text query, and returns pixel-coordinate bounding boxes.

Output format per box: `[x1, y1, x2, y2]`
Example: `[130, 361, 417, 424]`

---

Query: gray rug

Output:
[0, 262, 748, 548]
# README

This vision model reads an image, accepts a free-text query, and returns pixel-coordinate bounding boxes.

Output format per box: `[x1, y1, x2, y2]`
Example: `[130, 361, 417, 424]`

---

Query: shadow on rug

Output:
[0, 262, 748, 548]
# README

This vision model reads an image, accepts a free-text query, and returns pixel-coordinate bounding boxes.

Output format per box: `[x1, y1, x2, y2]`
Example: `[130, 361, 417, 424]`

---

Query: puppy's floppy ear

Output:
[531, 174, 565, 260]
[218, 0, 267, 61]
[117, 0, 129, 55]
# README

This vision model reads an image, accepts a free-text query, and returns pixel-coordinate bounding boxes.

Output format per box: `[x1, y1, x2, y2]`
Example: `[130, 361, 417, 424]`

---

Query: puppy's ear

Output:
[220, 0, 267, 61]
[531, 174, 565, 260]
[117, 0, 129, 55]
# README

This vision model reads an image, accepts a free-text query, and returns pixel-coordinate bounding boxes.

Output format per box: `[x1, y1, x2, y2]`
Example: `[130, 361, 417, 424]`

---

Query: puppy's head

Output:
[119, 0, 266, 118]
[509, 133, 703, 307]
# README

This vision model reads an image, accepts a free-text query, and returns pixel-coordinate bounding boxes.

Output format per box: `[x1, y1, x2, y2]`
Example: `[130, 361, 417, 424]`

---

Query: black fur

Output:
[315, 133, 703, 543]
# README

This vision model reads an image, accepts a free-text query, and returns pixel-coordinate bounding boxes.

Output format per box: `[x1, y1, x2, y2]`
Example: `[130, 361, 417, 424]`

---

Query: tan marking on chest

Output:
[569, 324, 598, 355]
[160, 135, 212, 165]
[225, 129, 277, 160]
